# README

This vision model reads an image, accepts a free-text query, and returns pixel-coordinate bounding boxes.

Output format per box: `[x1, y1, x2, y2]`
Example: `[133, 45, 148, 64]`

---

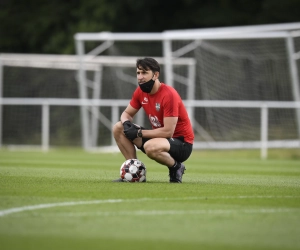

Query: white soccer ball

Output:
[120, 159, 147, 182]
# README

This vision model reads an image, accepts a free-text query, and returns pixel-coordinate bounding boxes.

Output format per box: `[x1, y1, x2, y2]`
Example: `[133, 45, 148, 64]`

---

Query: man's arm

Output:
[141, 117, 178, 139]
[121, 104, 139, 123]
[121, 104, 141, 141]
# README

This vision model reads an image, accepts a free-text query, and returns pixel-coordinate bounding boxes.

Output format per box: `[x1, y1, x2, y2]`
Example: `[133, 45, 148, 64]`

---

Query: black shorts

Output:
[138, 136, 193, 163]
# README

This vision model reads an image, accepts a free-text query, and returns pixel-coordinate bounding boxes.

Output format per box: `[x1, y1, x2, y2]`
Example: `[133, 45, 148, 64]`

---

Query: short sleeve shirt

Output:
[130, 83, 194, 144]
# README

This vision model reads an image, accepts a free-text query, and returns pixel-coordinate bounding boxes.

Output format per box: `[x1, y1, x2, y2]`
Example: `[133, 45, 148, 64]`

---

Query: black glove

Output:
[124, 123, 139, 141]
[122, 120, 133, 131]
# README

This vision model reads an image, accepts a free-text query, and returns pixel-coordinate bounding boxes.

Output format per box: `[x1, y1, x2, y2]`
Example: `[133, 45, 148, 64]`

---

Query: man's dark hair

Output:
[136, 58, 160, 73]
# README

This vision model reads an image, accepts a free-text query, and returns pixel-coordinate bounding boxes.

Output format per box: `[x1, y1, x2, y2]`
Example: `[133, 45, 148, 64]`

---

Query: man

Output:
[113, 57, 194, 183]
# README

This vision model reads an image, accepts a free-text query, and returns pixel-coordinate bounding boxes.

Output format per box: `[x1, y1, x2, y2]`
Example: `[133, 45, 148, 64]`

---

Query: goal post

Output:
[73, 23, 300, 158]
[162, 24, 300, 154]
[0, 53, 195, 151]
[166, 31, 300, 137]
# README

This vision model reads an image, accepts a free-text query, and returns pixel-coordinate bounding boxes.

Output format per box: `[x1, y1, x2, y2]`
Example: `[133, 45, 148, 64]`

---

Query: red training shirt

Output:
[130, 83, 194, 144]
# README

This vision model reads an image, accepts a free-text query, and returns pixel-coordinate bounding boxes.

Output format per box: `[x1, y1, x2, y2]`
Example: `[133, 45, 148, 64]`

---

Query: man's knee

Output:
[113, 121, 123, 136]
[144, 141, 160, 159]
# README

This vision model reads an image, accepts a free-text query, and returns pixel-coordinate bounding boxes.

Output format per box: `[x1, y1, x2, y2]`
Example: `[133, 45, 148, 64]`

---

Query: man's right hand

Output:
[122, 120, 133, 131]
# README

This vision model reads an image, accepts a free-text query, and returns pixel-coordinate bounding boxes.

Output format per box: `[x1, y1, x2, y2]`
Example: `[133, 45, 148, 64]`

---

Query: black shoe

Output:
[169, 163, 186, 183]
[112, 178, 124, 182]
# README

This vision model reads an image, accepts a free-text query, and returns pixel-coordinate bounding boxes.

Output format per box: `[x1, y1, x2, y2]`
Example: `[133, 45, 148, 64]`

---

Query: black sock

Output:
[170, 161, 180, 170]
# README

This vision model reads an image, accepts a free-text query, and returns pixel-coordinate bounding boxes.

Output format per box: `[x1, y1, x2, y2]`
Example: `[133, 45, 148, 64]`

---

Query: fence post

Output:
[75, 39, 90, 151]
[111, 105, 119, 146]
[286, 34, 300, 138]
[260, 105, 268, 159]
[0, 59, 3, 148]
[163, 39, 174, 87]
[42, 103, 50, 152]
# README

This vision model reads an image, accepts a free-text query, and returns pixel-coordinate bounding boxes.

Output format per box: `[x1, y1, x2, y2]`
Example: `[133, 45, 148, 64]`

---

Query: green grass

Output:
[0, 148, 300, 250]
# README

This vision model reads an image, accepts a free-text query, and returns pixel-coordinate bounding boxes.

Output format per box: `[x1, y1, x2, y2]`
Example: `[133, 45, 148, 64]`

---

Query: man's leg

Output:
[112, 121, 137, 159]
[143, 138, 186, 183]
[143, 138, 174, 166]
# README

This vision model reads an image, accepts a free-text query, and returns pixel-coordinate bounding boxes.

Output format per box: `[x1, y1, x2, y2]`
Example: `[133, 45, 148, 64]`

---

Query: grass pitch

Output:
[0, 148, 299, 250]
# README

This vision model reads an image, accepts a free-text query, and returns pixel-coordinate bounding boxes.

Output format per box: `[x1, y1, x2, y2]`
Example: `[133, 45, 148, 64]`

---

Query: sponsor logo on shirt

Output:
[149, 115, 161, 128]
[142, 97, 148, 105]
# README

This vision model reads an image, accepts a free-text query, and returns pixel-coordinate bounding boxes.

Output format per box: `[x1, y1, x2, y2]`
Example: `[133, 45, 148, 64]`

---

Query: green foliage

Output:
[0, 0, 300, 54]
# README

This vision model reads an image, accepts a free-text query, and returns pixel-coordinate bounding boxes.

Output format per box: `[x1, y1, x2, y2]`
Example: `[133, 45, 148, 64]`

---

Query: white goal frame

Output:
[73, 22, 300, 158]
[0, 54, 195, 151]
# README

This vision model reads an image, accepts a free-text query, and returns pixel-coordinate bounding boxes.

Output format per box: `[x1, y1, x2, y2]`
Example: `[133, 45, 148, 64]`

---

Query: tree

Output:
[0, 0, 299, 54]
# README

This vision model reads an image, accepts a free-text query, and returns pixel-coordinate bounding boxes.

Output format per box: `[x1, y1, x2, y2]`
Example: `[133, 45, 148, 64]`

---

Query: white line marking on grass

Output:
[26, 208, 299, 218]
[0, 199, 123, 217]
[0, 196, 299, 217]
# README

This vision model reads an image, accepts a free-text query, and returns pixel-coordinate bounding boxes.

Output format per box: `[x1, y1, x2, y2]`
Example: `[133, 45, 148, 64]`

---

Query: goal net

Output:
[0, 53, 194, 149]
[1, 55, 83, 147]
[186, 37, 299, 144]
[74, 26, 300, 152]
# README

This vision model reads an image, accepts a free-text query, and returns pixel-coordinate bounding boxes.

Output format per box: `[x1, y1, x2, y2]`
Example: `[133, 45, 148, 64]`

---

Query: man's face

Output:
[136, 67, 153, 84]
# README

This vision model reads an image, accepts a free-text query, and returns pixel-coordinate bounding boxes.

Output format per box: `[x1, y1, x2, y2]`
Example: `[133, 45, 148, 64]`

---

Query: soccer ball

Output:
[120, 159, 146, 182]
